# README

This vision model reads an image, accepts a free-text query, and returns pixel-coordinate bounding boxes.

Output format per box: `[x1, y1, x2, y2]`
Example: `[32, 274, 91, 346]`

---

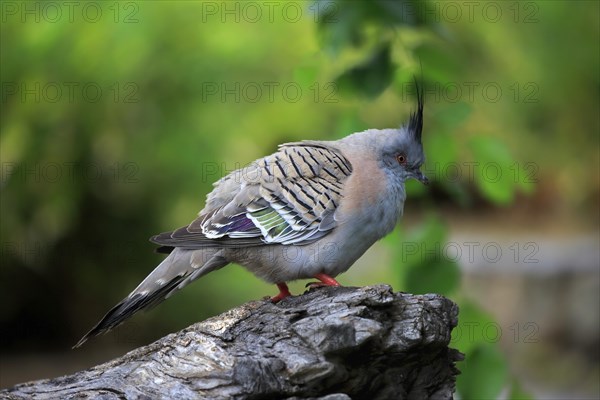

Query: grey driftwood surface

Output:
[3, 285, 462, 400]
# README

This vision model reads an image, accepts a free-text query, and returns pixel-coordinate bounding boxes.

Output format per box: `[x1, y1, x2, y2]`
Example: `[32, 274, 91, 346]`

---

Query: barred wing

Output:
[151, 142, 353, 250]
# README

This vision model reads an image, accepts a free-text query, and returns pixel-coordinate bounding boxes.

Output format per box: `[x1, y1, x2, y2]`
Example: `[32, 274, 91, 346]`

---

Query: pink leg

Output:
[271, 282, 292, 303]
[315, 273, 341, 286]
[306, 273, 342, 289]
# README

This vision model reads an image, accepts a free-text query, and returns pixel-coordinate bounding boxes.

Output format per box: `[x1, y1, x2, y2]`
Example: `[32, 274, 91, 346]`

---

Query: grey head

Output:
[339, 79, 428, 185]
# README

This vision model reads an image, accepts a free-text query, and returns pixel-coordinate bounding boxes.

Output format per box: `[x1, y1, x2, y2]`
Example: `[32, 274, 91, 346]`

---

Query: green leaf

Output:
[404, 257, 460, 296]
[468, 136, 518, 205]
[393, 215, 460, 295]
[312, 0, 364, 55]
[373, 0, 434, 26]
[424, 130, 458, 174]
[457, 343, 509, 400]
[396, 215, 448, 269]
[313, 0, 431, 56]
[335, 45, 394, 98]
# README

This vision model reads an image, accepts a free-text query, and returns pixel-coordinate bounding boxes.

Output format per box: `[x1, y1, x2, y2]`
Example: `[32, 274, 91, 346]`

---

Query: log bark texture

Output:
[3, 285, 462, 400]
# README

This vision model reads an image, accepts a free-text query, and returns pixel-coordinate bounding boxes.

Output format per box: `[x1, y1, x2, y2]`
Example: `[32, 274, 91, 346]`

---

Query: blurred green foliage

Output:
[389, 215, 461, 296]
[313, 1, 598, 398]
[1, 0, 598, 397]
[389, 217, 516, 399]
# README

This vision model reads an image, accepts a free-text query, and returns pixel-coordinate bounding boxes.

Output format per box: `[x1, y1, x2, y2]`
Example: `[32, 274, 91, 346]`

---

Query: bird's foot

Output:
[270, 282, 292, 303]
[305, 273, 341, 289]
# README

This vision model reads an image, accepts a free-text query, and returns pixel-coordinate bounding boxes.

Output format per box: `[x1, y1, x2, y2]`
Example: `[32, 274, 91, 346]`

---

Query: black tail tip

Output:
[72, 336, 89, 349]
[72, 324, 108, 349]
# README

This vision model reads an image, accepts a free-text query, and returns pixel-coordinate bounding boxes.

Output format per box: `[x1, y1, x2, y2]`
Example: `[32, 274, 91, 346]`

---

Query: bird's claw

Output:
[270, 282, 292, 303]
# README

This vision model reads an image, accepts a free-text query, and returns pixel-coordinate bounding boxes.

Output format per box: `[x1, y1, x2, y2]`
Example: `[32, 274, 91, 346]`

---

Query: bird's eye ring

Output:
[396, 154, 407, 165]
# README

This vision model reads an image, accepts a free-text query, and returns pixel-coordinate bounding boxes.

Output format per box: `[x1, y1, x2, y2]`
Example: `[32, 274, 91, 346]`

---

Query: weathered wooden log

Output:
[2, 285, 462, 399]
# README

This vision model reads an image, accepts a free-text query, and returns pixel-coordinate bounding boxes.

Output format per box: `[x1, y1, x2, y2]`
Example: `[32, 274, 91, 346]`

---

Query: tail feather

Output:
[73, 248, 228, 348]
[73, 275, 185, 348]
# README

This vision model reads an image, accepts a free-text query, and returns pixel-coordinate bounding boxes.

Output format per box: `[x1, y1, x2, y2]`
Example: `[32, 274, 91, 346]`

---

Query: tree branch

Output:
[3, 285, 462, 400]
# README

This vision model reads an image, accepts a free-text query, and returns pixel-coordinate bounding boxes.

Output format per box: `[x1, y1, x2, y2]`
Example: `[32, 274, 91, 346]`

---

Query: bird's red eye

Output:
[396, 154, 407, 165]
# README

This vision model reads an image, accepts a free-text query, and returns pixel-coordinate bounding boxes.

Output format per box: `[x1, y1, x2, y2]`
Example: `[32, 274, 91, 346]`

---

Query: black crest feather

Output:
[408, 76, 424, 144]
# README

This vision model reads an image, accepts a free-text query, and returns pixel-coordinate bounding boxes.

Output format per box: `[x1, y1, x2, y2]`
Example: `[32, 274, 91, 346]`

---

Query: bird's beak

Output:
[412, 169, 429, 185]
